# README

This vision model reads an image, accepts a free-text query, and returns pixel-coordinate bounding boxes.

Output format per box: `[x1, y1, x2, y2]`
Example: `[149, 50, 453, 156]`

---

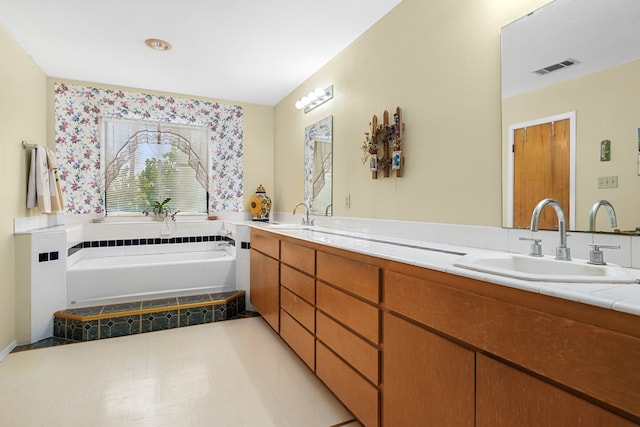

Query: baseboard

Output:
[0, 340, 17, 363]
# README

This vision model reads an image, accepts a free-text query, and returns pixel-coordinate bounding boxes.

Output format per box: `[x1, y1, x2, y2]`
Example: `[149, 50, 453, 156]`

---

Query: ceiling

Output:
[0, 0, 402, 106]
[501, 0, 640, 98]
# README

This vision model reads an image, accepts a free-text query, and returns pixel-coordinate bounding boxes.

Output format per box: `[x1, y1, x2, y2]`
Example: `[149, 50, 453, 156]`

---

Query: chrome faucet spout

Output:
[293, 202, 313, 225]
[588, 200, 617, 232]
[530, 198, 571, 261]
[325, 204, 332, 216]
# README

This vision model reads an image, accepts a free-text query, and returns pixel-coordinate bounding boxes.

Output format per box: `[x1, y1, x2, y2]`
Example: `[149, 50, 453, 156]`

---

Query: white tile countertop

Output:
[252, 223, 640, 317]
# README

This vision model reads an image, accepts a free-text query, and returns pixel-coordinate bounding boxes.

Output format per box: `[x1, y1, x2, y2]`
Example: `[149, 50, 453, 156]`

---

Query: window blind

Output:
[101, 118, 209, 215]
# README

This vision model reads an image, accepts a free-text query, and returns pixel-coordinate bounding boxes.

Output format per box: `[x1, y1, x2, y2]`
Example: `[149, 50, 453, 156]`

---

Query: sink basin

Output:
[454, 253, 638, 283]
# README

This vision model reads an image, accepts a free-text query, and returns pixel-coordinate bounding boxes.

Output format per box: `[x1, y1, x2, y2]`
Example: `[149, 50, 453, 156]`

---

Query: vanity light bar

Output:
[295, 85, 334, 113]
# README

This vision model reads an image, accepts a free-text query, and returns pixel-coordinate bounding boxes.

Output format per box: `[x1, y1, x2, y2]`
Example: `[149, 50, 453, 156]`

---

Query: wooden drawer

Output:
[317, 251, 379, 303]
[280, 286, 315, 332]
[281, 240, 315, 275]
[316, 311, 379, 384]
[280, 309, 315, 370]
[317, 342, 379, 427]
[281, 264, 315, 304]
[316, 282, 379, 344]
[250, 230, 280, 259]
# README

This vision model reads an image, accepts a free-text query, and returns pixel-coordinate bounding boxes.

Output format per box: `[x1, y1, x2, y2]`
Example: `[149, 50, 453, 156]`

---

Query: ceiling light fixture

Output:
[145, 38, 172, 51]
[295, 85, 333, 113]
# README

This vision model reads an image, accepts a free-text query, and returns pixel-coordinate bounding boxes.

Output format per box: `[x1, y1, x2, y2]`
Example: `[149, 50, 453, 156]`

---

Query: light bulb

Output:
[301, 96, 309, 106]
[308, 91, 318, 101]
[314, 87, 325, 98]
[295, 100, 303, 110]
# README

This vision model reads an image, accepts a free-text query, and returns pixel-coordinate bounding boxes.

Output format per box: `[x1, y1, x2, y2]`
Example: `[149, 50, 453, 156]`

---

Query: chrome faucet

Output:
[293, 202, 314, 226]
[325, 204, 332, 216]
[588, 200, 617, 232]
[530, 198, 571, 261]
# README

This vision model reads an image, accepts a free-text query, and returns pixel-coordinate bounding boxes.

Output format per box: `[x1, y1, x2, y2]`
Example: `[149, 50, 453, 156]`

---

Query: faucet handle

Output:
[587, 243, 620, 265]
[519, 237, 543, 257]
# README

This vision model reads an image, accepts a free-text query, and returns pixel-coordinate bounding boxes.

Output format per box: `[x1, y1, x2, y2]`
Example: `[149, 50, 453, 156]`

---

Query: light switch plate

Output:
[598, 176, 618, 189]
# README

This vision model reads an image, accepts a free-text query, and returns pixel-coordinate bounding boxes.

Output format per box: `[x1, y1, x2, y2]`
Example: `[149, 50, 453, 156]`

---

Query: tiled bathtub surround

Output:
[67, 234, 234, 257]
[13, 216, 252, 345]
[54, 291, 246, 341]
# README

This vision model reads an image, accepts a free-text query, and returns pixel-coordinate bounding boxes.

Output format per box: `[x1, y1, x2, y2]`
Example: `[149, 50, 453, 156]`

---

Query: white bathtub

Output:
[67, 250, 236, 307]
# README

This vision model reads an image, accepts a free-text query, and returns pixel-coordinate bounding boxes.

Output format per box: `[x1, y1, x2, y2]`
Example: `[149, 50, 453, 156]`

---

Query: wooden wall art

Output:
[361, 107, 405, 179]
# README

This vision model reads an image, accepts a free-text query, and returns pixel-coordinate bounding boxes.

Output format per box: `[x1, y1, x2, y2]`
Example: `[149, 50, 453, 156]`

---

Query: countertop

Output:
[251, 223, 640, 317]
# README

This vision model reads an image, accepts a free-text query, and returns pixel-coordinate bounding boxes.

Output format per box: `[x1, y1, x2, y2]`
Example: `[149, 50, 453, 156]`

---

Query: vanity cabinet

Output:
[249, 231, 280, 332]
[250, 228, 640, 426]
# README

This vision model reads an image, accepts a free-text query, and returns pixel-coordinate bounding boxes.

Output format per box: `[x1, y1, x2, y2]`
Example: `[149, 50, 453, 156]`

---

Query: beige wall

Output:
[1, 0, 553, 350]
[0, 25, 48, 351]
[274, 0, 550, 225]
[47, 79, 274, 212]
[503, 59, 640, 231]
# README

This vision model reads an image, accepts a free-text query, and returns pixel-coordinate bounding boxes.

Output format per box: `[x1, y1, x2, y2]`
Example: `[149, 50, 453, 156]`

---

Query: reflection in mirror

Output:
[502, 0, 640, 233]
[305, 116, 333, 216]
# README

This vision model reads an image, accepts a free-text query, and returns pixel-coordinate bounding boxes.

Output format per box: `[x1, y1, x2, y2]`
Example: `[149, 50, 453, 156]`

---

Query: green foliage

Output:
[137, 149, 178, 212]
[152, 198, 172, 215]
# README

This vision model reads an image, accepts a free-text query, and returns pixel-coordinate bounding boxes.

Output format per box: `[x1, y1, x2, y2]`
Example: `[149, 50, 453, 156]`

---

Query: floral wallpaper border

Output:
[53, 82, 244, 214]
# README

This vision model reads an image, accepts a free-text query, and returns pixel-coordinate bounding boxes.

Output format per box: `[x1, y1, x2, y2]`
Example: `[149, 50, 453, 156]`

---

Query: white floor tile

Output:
[0, 317, 355, 427]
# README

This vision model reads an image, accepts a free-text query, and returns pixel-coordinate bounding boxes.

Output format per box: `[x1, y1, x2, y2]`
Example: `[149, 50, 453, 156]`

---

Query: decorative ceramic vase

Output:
[250, 184, 272, 221]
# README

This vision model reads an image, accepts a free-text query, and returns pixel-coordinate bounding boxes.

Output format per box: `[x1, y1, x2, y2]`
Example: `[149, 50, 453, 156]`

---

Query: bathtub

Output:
[67, 249, 236, 307]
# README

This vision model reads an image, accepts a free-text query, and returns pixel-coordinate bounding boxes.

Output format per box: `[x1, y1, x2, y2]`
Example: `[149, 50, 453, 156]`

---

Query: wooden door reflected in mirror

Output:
[513, 118, 570, 229]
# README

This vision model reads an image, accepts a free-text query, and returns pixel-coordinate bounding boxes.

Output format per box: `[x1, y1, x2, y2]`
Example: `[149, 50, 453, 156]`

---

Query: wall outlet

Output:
[345, 194, 351, 209]
[597, 176, 618, 189]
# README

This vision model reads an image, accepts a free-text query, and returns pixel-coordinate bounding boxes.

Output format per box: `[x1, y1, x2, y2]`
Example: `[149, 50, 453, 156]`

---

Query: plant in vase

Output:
[143, 198, 178, 221]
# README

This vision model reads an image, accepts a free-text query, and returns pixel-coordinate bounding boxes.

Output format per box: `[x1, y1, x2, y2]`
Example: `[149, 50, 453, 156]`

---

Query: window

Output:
[101, 118, 209, 215]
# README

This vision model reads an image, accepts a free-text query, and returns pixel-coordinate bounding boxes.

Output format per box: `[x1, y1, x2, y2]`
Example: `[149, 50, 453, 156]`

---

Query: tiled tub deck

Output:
[53, 290, 246, 341]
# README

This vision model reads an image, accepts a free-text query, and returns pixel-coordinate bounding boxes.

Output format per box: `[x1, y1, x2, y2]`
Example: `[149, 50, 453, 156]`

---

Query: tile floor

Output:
[0, 317, 360, 426]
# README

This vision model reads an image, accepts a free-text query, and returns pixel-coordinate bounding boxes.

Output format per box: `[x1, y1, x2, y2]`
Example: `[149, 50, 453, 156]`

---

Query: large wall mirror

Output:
[304, 116, 333, 216]
[502, 0, 640, 233]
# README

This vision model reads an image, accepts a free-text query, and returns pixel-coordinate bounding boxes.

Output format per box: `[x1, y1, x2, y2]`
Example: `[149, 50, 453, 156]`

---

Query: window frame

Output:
[100, 117, 211, 217]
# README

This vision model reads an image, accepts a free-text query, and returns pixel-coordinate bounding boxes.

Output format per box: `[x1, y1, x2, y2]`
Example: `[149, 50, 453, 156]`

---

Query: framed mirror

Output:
[502, 0, 640, 232]
[304, 116, 333, 216]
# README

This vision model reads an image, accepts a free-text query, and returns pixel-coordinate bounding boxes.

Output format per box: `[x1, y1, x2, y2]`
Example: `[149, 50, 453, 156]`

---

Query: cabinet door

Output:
[250, 249, 279, 332]
[476, 354, 638, 427]
[382, 312, 474, 427]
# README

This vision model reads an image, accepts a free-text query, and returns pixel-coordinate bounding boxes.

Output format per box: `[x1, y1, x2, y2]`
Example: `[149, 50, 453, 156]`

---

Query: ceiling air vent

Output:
[532, 58, 579, 75]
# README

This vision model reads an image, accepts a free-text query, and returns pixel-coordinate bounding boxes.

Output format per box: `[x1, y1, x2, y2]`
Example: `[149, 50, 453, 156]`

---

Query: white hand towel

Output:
[27, 147, 37, 209]
[36, 146, 52, 213]
[46, 147, 65, 211]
